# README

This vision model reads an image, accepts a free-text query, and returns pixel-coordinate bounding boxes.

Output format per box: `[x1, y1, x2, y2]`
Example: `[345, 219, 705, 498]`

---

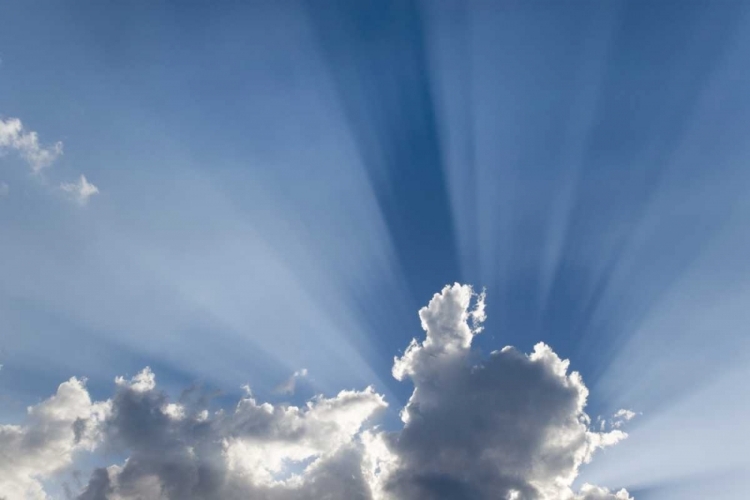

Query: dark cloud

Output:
[76, 468, 111, 500]
[376, 342, 629, 499]
[365, 285, 630, 500]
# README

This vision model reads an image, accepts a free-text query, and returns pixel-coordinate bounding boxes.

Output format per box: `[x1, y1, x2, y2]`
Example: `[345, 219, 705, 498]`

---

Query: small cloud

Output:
[1, 116, 99, 202]
[275, 368, 309, 395]
[611, 408, 638, 429]
[60, 175, 99, 205]
[0, 117, 63, 173]
[114, 367, 156, 393]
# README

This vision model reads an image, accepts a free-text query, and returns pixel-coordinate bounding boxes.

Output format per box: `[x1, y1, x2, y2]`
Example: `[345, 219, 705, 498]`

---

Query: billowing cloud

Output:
[0, 117, 63, 173]
[0, 377, 110, 500]
[70, 367, 384, 500]
[366, 284, 630, 500]
[60, 174, 99, 205]
[0, 284, 632, 500]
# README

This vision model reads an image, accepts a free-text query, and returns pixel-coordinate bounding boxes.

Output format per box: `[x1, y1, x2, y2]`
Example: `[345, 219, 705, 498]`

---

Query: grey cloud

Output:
[1, 284, 632, 500]
[379, 345, 593, 499]
[366, 284, 630, 500]
[76, 468, 111, 500]
[71, 368, 384, 500]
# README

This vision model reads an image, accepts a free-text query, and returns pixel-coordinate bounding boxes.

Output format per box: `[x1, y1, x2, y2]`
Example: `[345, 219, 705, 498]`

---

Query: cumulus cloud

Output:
[60, 174, 99, 205]
[367, 284, 629, 500]
[0, 284, 632, 500]
[0, 377, 110, 500]
[0, 117, 63, 173]
[69, 367, 385, 500]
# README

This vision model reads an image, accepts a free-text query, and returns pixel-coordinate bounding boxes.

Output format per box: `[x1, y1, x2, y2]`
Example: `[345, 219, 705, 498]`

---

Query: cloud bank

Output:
[0, 284, 632, 500]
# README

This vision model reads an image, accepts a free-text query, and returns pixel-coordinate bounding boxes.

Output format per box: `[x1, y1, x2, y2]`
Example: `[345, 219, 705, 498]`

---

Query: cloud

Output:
[0, 377, 110, 500]
[0, 181, 8, 196]
[576, 484, 634, 500]
[610, 409, 637, 430]
[275, 368, 309, 395]
[366, 284, 630, 500]
[0, 284, 632, 500]
[0, 117, 63, 173]
[0, 116, 99, 204]
[70, 367, 385, 500]
[60, 174, 99, 205]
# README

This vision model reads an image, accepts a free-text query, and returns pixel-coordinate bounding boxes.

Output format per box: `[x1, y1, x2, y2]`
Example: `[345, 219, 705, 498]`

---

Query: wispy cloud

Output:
[0, 117, 63, 173]
[60, 174, 99, 205]
[275, 368, 309, 395]
[1, 116, 100, 204]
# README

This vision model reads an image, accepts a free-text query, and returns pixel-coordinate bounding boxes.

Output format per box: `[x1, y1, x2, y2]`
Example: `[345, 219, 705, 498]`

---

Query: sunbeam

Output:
[1, 1, 749, 498]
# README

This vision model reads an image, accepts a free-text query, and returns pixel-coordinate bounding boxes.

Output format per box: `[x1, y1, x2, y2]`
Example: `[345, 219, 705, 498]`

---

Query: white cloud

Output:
[0, 284, 632, 500]
[0, 377, 110, 500]
[610, 409, 637, 429]
[577, 484, 633, 500]
[0, 117, 63, 173]
[60, 174, 99, 205]
[114, 367, 157, 393]
[275, 368, 309, 395]
[0, 116, 100, 204]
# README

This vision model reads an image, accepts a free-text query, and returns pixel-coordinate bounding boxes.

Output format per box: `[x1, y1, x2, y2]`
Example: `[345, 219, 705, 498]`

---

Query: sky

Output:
[1, 1, 750, 499]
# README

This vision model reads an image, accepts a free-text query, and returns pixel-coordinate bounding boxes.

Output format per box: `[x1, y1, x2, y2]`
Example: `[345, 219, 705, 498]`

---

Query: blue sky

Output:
[1, 2, 750, 499]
